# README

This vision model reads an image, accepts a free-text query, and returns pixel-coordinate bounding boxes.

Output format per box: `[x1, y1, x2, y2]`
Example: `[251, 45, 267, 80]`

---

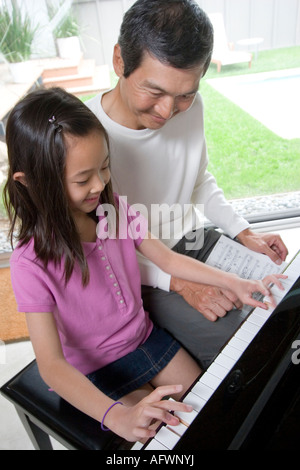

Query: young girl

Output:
[4, 87, 284, 444]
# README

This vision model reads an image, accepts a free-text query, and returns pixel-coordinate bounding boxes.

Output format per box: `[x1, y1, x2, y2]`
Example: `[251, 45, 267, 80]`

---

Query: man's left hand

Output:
[236, 228, 288, 265]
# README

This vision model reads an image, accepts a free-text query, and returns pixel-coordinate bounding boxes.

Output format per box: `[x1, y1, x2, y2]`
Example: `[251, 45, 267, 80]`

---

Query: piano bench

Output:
[0, 360, 123, 450]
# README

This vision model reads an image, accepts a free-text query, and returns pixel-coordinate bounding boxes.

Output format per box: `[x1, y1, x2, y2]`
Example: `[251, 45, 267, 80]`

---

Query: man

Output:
[87, 0, 287, 368]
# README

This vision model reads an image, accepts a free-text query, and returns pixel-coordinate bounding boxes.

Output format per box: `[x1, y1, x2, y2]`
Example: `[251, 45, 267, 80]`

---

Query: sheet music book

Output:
[205, 235, 286, 280]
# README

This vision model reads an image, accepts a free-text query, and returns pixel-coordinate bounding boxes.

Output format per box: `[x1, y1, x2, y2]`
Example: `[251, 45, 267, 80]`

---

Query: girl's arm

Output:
[26, 312, 114, 420]
[138, 234, 286, 310]
[25, 311, 192, 442]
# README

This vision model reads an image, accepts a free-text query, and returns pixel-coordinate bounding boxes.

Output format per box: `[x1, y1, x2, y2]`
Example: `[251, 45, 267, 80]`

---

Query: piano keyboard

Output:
[142, 250, 300, 451]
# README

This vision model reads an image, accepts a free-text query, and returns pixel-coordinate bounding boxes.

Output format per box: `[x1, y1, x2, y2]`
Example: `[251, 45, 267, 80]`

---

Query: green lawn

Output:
[202, 46, 300, 199]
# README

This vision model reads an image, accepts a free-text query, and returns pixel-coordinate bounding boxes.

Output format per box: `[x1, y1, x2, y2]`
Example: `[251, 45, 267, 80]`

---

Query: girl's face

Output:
[64, 131, 110, 218]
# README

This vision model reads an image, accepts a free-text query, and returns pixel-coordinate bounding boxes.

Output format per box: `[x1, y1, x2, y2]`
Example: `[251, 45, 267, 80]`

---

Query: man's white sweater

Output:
[87, 92, 249, 291]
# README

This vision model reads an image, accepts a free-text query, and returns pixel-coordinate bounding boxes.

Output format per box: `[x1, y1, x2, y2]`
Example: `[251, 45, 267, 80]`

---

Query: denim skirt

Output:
[86, 326, 181, 400]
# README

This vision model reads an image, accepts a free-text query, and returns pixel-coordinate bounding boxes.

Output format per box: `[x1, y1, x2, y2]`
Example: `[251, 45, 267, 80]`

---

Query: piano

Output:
[140, 249, 300, 451]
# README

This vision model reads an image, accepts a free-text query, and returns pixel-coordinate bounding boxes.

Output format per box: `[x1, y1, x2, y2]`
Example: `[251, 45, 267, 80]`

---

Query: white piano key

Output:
[268, 294, 285, 307]
[192, 380, 214, 401]
[174, 408, 198, 426]
[266, 296, 282, 306]
[154, 426, 181, 449]
[221, 344, 243, 361]
[264, 273, 295, 307]
[131, 441, 143, 450]
[228, 336, 249, 352]
[270, 284, 287, 297]
[183, 391, 206, 412]
[276, 276, 292, 286]
[215, 352, 236, 369]
[235, 326, 257, 343]
[265, 293, 285, 308]
[247, 312, 268, 327]
[240, 320, 261, 336]
[144, 438, 169, 450]
[206, 362, 229, 380]
[167, 422, 188, 437]
[251, 307, 273, 320]
[199, 371, 223, 390]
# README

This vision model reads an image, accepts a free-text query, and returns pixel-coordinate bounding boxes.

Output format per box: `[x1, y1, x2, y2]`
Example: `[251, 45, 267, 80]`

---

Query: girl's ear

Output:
[113, 44, 125, 77]
[13, 172, 27, 186]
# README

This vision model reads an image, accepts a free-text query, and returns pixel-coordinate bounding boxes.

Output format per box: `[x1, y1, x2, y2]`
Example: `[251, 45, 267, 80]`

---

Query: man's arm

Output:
[170, 276, 242, 321]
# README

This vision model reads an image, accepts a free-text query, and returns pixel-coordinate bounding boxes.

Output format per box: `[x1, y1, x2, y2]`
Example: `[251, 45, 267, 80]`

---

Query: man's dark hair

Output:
[118, 0, 213, 77]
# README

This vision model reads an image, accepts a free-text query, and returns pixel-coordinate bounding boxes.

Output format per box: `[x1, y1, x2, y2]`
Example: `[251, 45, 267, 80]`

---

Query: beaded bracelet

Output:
[101, 401, 123, 431]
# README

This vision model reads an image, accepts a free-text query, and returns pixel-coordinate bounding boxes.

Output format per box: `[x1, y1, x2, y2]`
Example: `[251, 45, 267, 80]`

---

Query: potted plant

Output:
[0, 1, 38, 83]
[53, 8, 82, 60]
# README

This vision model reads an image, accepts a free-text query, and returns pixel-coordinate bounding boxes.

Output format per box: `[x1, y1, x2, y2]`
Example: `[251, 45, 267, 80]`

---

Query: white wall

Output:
[197, 0, 300, 49]
[74, 0, 300, 67]
[1, 0, 299, 66]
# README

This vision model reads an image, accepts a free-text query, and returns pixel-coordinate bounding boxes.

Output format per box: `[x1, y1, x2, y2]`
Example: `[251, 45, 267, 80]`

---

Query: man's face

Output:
[116, 50, 205, 130]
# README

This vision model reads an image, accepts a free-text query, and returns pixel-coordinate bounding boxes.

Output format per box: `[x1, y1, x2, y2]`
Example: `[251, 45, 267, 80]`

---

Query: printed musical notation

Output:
[206, 235, 286, 280]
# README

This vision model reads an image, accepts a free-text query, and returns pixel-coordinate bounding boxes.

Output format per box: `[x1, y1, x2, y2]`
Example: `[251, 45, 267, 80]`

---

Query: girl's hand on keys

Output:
[107, 384, 192, 442]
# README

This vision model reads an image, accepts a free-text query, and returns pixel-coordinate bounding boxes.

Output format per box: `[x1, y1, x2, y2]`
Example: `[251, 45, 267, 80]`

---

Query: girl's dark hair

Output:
[4, 87, 116, 286]
[118, 0, 213, 77]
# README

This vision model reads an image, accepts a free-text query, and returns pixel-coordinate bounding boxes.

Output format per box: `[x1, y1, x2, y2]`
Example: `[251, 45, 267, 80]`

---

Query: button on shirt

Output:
[10, 195, 152, 375]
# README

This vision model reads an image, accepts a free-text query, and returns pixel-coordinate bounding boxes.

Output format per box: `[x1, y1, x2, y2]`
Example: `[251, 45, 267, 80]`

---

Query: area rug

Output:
[0, 267, 29, 342]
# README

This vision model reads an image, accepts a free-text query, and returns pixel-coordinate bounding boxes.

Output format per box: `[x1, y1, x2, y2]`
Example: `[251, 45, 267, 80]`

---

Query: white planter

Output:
[56, 36, 81, 60]
[9, 61, 33, 84]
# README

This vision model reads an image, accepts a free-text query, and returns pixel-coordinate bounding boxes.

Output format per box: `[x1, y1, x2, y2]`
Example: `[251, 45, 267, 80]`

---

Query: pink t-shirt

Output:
[10, 195, 153, 375]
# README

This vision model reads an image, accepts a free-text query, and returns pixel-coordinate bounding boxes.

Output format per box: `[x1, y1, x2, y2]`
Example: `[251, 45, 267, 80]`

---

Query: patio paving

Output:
[207, 68, 300, 140]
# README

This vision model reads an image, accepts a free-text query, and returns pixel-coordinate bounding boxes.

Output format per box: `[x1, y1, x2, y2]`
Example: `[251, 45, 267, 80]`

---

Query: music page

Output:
[205, 235, 286, 280]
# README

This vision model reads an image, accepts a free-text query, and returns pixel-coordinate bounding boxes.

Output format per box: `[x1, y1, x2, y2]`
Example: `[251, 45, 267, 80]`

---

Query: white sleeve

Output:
[137, 252, 171, 291]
